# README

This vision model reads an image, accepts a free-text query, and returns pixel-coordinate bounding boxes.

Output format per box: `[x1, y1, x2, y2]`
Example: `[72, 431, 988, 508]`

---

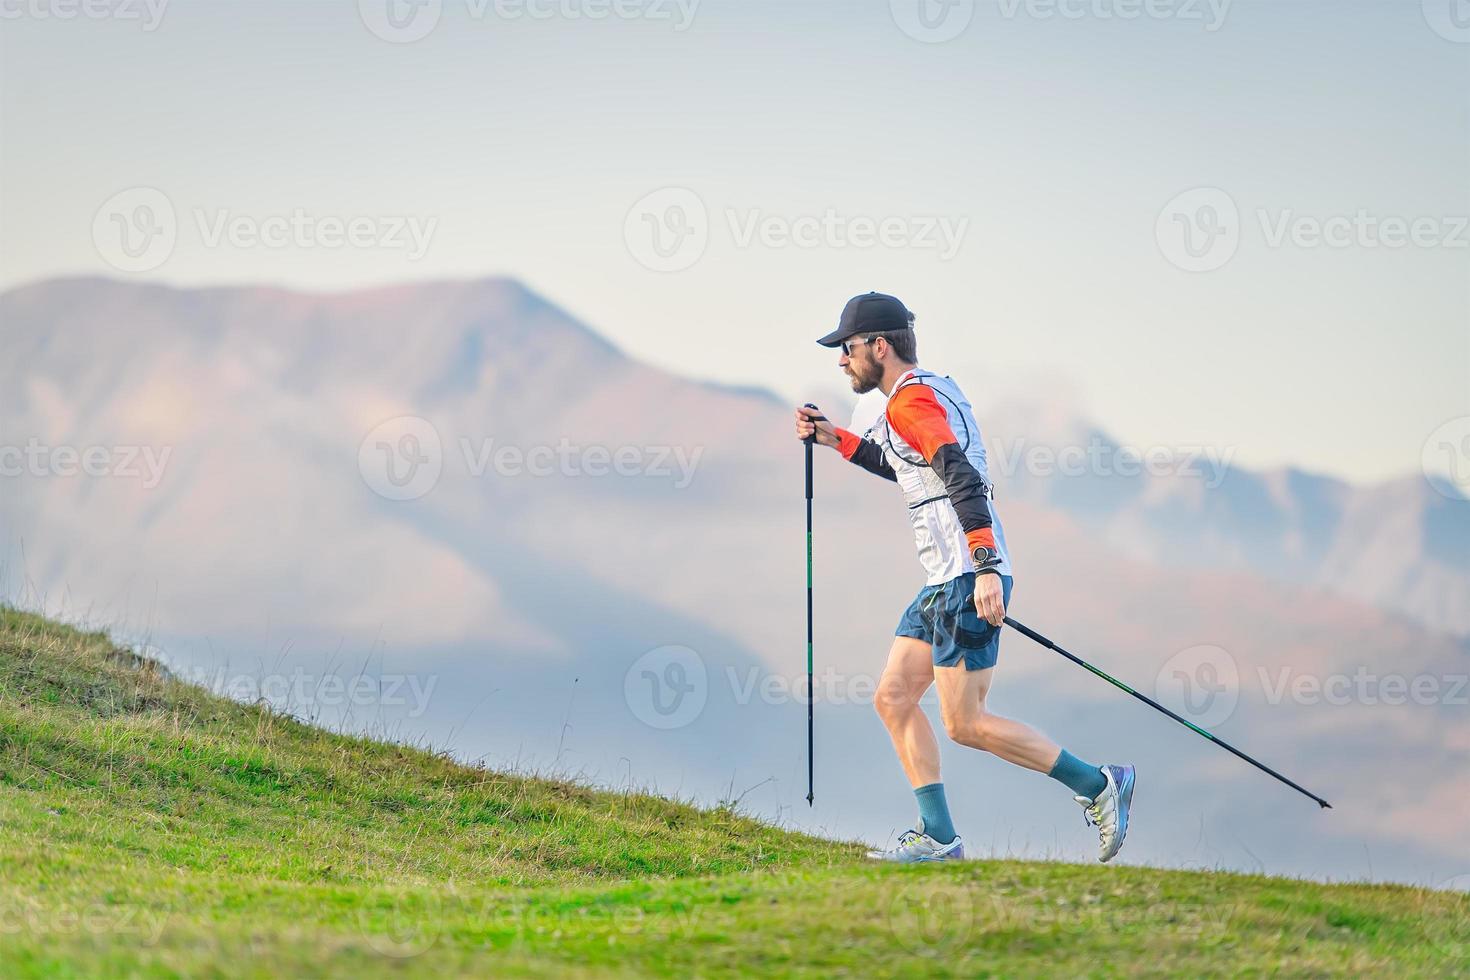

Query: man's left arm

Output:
[886, 384, 1006, 626]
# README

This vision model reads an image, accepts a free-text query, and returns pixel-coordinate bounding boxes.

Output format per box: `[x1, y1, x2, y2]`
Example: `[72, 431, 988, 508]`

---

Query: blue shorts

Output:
[896, 573, 1014, 671]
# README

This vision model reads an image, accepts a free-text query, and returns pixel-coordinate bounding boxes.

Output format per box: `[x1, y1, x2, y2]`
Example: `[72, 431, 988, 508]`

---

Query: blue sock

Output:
[1049, 750, 1107, 801]
[914, 783, 957, 844]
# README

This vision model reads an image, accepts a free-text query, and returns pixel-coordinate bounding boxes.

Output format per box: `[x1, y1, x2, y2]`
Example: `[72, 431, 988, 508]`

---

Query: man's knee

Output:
[874, 679, 919, 723]
[943, 711, 991, 749]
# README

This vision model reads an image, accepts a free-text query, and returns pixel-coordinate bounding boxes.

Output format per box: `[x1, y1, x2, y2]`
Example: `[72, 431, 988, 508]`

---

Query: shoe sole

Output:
[1101, 765, 1135, 863]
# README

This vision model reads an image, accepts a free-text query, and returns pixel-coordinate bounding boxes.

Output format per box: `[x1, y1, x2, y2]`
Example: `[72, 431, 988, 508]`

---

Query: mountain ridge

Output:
[3, 274, 1466, 891]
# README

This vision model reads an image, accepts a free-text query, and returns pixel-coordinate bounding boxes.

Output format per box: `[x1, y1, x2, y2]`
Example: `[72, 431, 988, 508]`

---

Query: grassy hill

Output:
[0, 608, 1464, 978]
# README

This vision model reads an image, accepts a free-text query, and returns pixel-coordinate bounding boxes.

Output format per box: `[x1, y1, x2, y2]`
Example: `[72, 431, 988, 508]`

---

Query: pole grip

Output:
[1003, 616, 1050, 648]
[802, 403, 821, 500]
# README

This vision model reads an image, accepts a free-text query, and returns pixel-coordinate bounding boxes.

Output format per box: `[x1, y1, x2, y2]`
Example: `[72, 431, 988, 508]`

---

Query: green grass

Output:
[0, 607, 1464, 978]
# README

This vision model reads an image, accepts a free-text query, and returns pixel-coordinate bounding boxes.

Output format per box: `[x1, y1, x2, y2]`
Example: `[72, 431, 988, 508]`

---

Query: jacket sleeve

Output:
[884, 384, 996, 553]
[835, 428, 897, 483]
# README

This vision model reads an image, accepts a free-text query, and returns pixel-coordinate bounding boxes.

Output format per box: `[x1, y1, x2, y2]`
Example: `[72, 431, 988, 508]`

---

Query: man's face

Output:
[840, 336, 883, 394]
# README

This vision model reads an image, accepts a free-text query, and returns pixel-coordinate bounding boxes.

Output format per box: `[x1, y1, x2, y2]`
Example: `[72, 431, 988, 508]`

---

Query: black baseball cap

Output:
[816, 292, 914, 347]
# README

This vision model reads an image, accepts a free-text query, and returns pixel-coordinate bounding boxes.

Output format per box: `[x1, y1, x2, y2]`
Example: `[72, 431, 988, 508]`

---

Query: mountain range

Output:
[2, 275, 1466, 888]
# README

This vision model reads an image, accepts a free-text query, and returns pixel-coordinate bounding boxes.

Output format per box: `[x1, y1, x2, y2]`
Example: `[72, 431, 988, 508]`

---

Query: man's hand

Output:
[974, 572, 1005, 627]
[795, 406, 840, 449]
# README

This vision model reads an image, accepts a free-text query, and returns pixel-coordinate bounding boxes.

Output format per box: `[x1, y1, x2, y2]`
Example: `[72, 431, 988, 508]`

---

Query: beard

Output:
[846, 356, 882, 394]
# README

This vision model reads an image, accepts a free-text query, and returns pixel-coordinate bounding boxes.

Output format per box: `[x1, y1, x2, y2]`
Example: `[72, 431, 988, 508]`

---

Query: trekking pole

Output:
[1004, 617, 1332, 809]
[803, 404, 824, 807]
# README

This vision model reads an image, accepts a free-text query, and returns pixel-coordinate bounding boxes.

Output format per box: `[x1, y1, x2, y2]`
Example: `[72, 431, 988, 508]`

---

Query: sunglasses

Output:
[840, 336, 879, 356]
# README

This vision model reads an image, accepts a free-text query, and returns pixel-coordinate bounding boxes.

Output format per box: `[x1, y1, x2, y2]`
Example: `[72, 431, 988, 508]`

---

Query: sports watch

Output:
[971, 546, 1002, 576]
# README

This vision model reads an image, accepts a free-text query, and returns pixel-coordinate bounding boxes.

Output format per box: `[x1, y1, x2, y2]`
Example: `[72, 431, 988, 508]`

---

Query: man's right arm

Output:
[835, 428, 898, 483]
[794, 406, 897, 483]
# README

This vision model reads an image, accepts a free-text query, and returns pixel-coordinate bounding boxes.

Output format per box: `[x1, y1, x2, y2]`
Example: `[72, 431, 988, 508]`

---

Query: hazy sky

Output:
[2, 0, 1467, 483]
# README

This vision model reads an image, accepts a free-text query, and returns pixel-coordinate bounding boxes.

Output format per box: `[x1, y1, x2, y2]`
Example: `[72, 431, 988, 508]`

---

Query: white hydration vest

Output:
[864, 369, 1013, 585]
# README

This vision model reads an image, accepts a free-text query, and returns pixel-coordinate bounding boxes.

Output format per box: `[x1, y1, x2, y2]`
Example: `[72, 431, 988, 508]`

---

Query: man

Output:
[795, 292, 1135, 864]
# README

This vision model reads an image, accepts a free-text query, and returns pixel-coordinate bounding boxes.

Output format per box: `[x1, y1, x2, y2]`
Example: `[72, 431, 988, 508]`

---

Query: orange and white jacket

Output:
[835, 368, 1012, 586]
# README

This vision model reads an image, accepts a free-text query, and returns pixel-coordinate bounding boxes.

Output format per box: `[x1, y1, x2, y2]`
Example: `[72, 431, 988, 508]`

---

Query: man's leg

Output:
[873, 635, 940, 787]
[869, 635, 962, 856]
[932, 665, 1055, 771]
[925, 573, 1135, 863]
[932, 664, 1107, 800]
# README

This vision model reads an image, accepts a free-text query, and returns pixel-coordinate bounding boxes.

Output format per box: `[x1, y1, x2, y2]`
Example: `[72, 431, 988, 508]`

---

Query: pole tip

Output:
[1320, 800, 1332, 810]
